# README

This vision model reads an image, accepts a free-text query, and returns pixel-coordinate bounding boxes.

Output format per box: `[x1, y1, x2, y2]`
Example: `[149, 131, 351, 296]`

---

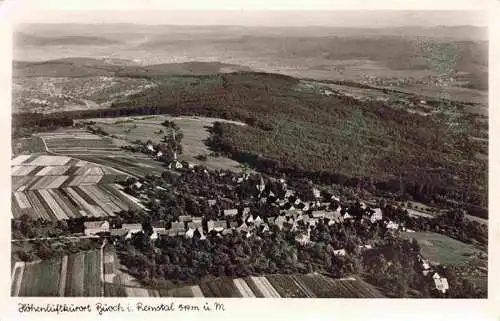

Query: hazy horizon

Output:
[13, 10, 488, 28]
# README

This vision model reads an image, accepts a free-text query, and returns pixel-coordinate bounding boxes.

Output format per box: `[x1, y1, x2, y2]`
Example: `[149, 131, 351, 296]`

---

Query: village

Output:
[80, 148, 450, 295]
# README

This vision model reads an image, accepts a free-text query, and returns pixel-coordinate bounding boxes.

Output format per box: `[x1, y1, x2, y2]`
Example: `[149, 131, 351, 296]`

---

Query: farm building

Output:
[178, 215, 193, 222]
[161, 222, 185, 238]
[242, 207, 251, 215]
[370, 208, 383, 223]
[207, 220, 226, 233]
[333, 249, 346, 256]
[84, 221, 110, 236]
[274, 216, 286, 230]
[324, 211, 342, 225]
[122, 223, 142, 233]
[433, 274, 450, 294]
[311, 210, 326, 218]
[237, 222, 249, 233]
[208, 199, 216, 207]
[386, 221, 399, 230]
[122, 223, 143, 239]
[343, 213, 353, 220]
[224, 209, 238, 217]
[312, 188, 321, 199]
[150, 227, 166, 240]
[295, 229, 311, 246]
[108, 228, 129, 240]
[185, 221, 204, 239]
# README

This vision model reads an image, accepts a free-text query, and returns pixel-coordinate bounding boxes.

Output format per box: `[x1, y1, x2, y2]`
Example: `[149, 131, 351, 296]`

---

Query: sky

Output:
[3, 0, 491, 27]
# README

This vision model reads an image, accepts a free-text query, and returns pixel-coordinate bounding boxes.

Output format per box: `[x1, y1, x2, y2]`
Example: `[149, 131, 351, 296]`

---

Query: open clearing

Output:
[85, 115, 249, 172]
[401, 231, 485, 266]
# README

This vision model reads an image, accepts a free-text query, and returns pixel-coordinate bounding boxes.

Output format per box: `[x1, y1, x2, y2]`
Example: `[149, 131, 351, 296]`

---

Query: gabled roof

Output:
[224, 209, 238, 216]
[311, 210, 326, 218]
[171, 222, 185, 230]
[109, 228, 128, 237]
[122, 223, 142, 231]
[178, 215, 193, 222]
[84, 221, 109, 229]
[188, 221, 203, 230]
[214, 221, 226, 228]
[333, 249, 346, 256]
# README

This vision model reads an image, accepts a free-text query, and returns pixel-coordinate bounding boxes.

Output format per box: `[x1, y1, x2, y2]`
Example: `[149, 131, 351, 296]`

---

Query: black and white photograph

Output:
[7, 5, 489, 300]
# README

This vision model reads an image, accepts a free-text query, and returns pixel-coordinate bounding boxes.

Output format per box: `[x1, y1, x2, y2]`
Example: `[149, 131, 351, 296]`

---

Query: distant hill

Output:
[12, 58, 252, 78]
[16, 24, 488, 41]
[15, 32, 122, 47]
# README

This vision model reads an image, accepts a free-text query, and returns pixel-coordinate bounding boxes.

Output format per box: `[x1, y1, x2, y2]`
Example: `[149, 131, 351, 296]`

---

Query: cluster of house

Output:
[129, 171, 416, 246]
[417, 254, 450, 294]
[144, 142, 195, 170]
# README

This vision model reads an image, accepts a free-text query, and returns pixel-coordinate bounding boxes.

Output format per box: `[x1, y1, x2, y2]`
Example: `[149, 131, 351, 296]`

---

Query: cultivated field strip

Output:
[38, 129, 123, 155]
[11, 153, 134, 221]
[12, 165, 38, 176]
[10, 262, 25, 296]
[94, 274, 384, 298]
[13, 250, 104, 297]
[12, 185, 132, 220]
[11, 154, 32, 166]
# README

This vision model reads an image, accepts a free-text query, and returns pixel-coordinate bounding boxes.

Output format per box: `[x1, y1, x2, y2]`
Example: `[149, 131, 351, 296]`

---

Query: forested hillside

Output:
[12, 72, 487, 215]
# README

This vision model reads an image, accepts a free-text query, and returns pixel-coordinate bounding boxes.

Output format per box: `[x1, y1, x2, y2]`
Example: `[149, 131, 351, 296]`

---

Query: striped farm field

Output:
[36, 129, 123, 156]
[11, 153, 135, 222]
[13, 250, 103, 297]
[95, 274, 385, 298]
[17, 259, 62, 296]
[157, 274, 385, 298]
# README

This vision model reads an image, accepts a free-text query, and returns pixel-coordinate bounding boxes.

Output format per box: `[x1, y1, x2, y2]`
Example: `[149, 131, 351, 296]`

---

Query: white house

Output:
[122, 223, 142, 232]
[285, 190, 295, 199]
[147, 143, 154, 152]
[386, 221, 399, 230]
[169, 160, 183, 169]
[311, 211, 326, 219]
[84, 221, 110, 236]
[312, 188, 321, 199]
[370, 208, 383, 223]
[343, 213, 353, 220]
[333, 249, 346, 256]
[331, 195, 341, 202]
[224, 209, 238, 217]
[237, 222, 249, 233]
[254, 216, 263, 226]
[433, 274, 449, 294]
[156, 151, 163, 159]
[185, 228, 195, 239]
[295, 228, 311, 246]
